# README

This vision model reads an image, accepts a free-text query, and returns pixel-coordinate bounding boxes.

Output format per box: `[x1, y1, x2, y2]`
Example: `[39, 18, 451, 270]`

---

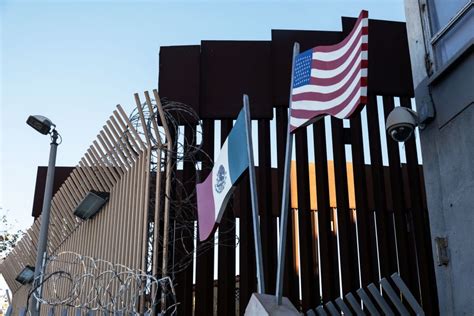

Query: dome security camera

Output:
[386, 107, 419, 142]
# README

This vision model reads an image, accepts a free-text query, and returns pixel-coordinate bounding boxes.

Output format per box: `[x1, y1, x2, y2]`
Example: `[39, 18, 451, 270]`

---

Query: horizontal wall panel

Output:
[32, 167, 75, 218]
[158, 45, 201, 121]
[200, 41, 273, 119]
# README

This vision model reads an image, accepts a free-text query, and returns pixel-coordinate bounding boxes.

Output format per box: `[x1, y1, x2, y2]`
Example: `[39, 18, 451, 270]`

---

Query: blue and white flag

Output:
[196, 108, 249, 241]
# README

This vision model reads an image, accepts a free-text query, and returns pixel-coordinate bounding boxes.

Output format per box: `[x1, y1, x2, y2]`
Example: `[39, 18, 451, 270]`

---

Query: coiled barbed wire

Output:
[62, 99, 239, 313]
[17, 99, 239, 315]
[29, 251, 176, 315]
[125, 98, 239, 278]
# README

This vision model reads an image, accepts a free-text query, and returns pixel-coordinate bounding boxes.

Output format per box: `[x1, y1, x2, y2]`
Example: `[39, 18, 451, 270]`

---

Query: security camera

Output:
[386, 107, 419, 142]
[26, 115, 55, 135]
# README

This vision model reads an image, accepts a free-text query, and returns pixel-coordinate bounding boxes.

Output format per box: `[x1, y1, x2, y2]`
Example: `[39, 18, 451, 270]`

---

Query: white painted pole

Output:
[243, 94, 266, 294]
[275, 42, 300, 305]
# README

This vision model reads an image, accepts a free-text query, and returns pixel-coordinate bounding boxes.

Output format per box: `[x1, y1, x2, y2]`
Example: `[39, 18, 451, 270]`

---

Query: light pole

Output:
[26, 115, 60, 316]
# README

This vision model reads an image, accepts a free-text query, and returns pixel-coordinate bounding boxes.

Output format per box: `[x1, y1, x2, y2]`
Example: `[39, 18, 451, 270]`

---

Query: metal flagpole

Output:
[243, 94, 266, 294]
[275, 42, 300, 305]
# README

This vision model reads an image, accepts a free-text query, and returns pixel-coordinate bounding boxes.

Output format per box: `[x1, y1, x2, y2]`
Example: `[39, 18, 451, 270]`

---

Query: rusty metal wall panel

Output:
[349, 110, 379, 287]
[200, 41, 273, 119]
[294, 128, 319, 310]
[237, 172, 256, 315]
[158, 45, 200, 115]
[331, 117, 359, 293]
[257, 119, 278, 294]
[32, 167, 75, 218]
[366, 95, 398, 279]
[313, 119, 340, 301]
[381, 96, 418, 296]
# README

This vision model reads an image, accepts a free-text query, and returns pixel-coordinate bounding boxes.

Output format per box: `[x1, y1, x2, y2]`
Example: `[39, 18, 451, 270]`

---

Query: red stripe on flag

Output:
[309, 57, 367, 87]
[292, 64, 366, 102]
[311, 28, 367, 71]
[291, 79, 365, 119]
[313, 11, 367, 53]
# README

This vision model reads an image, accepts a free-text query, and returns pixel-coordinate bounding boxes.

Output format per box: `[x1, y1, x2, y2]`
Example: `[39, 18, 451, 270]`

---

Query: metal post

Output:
[153, 90, 173, 314]
[275, 42, 300, 305]
[31, 129, 59, 316]
[243, 94, 266, 294]
[144, 92, 163, 316]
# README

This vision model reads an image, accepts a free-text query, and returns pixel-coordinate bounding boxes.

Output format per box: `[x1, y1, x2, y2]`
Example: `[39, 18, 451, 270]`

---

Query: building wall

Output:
[421, 103, 474, 314]
[404, 1, 474, 314]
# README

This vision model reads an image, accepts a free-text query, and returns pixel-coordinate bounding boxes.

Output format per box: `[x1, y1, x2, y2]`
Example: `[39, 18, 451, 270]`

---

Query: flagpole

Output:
[243, 94, 266, 294]
[275, 42, 300, 305]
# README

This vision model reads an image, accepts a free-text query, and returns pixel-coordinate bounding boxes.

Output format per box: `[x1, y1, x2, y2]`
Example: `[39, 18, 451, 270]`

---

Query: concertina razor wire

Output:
[30, 251, 177, 315]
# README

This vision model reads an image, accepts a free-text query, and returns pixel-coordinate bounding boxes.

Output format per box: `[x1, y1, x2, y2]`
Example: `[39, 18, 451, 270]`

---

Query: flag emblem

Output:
[215, 165, 227, 193]
[290, 10, 369, 132]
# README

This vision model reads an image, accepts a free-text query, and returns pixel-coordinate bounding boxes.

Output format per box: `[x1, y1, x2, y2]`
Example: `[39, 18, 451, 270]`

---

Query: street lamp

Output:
[26, 115, 60, 316]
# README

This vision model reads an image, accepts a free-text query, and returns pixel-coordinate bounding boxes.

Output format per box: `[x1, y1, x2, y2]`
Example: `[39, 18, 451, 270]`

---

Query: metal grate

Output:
[306, 273, 425, 316]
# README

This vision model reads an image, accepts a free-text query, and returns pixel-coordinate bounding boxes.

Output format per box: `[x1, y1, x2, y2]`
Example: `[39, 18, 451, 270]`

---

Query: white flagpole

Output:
[243, 94, 266, 294]
[275, 42, 300, 305]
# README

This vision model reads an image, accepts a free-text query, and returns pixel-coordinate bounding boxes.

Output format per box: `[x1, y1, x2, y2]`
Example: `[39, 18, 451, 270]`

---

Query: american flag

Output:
[290, 10, 368, 133]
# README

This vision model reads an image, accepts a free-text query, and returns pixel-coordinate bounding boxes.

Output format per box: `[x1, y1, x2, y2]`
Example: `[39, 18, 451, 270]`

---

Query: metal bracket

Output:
[414, 77, 436, 126]
[435, 236, 449, 266]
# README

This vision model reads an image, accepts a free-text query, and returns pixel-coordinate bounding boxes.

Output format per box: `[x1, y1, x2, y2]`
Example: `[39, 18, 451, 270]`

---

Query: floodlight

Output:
[74, 190, 110, 220]
[26, 115, 55, 135]
[16, 266, 35, 285]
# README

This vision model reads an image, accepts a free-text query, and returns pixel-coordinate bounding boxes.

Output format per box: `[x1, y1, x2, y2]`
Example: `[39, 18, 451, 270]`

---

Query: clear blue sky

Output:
[0, 0, 406, 230]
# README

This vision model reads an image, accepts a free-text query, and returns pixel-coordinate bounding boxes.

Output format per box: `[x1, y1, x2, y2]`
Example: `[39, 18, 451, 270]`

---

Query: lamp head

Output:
[15, 265, 35, 285]
[27, 115, 55, 135]
[74, 190, 110, 220]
